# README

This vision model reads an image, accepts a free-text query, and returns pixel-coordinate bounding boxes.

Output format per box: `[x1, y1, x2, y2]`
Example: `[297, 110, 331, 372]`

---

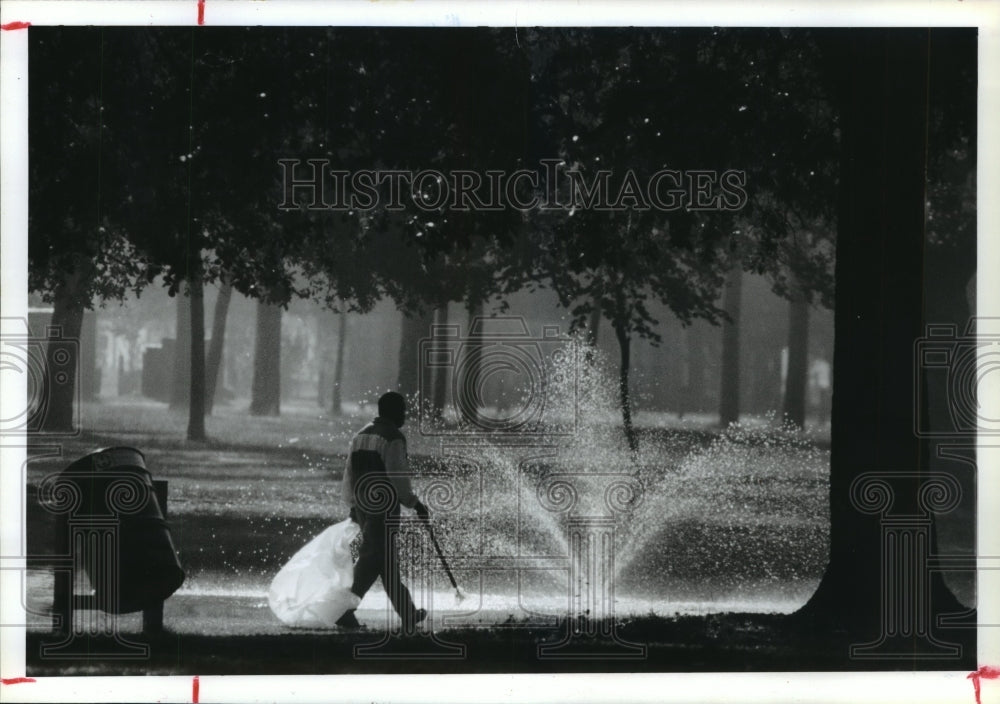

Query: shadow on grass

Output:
[26, 611, 974, 675]
[30, 429, 339, 465]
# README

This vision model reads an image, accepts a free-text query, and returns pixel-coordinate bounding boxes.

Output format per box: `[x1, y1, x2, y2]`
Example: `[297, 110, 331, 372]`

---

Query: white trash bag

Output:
[267, 518, 361, 628]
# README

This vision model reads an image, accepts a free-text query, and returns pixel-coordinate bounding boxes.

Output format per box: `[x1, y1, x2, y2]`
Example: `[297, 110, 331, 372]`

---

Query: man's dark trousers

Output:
[350, 507, 418, 622]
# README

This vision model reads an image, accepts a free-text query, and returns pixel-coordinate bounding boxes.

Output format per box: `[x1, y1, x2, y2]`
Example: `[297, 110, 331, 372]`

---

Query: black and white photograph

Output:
[1, 2, 998, 702]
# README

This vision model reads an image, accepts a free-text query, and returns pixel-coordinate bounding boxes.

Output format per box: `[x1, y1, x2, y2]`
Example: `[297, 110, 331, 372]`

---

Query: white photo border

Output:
[1, 1, 997, 702]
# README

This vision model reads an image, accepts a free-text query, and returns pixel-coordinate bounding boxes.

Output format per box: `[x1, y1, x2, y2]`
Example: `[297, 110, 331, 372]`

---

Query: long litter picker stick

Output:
[422, 518, 466, 603]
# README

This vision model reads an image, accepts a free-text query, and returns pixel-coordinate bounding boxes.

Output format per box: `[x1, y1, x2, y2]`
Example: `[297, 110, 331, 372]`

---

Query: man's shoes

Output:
[402, 607, 428, 631]
[335, 609, 361, 630]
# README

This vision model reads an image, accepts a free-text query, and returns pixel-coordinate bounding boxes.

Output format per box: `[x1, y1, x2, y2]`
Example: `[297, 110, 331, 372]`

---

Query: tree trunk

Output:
[79, 311, 99, 400]
[613, 319, 638, 456]
[584, 301, 601, 366]
[331, 310, 347, 415]
[397, 308, 433, 399]
[250, 299, 282, 416]
[684, 323, 706, 415]
[718, 265, 742, 427]
[796, 29, 969, 664]
[463, 300, 484, 414]
[170, 288, 191, 409]
[204, 275, 233, 415]
[41, 266, 91, 433]
[187, 270, 206, 441]
[431, 305, 449, 422]
[783, 286, 810, 428]
[317, 311, 329, 407]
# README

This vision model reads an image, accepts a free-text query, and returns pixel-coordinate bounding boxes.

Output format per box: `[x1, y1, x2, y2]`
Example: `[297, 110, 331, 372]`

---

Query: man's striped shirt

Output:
[342, 417, 417, 512]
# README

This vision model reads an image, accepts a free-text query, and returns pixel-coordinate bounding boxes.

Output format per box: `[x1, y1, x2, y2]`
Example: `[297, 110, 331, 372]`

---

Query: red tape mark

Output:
[197, 0, 205, 25]
[1, 21, 31, 30]
[192, 675, 200, 703]
[968, 666, 1000, 704]
[1, 678, 36, 685]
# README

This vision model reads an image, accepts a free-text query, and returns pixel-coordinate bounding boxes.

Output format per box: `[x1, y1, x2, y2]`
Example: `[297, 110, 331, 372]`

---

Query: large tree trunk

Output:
[397, 308, 433, 399]
[330, 310, 347, 415]
[204, 275, 233, 415]
[41, 265, 91, 433]
[718, 266, 742, 427]
[170, 288, 191, 409]
[782, 286, 810, 428]
[919, 32, 979, 615]
[250, 299, 282, 416]
[796, 29, 969, 664]
[187, 271, 207, 441]
[612, 319, 638, 456]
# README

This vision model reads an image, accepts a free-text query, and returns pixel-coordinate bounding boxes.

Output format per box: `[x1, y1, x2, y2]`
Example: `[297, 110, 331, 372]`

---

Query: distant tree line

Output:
[31, 27, 844, 445]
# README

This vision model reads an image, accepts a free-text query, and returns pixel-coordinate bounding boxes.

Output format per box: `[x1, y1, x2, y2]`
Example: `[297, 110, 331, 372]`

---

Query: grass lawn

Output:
[20, 397, 974, 674]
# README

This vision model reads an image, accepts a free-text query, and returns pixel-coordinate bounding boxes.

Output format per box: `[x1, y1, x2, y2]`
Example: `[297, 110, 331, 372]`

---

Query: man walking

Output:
[336, 391, 430, 630]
